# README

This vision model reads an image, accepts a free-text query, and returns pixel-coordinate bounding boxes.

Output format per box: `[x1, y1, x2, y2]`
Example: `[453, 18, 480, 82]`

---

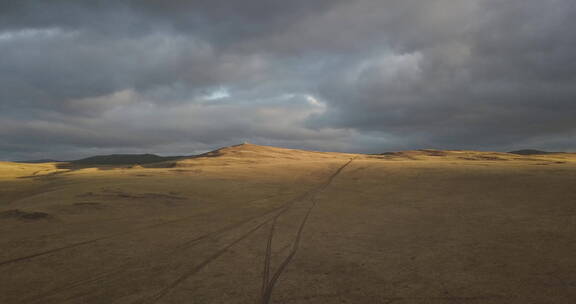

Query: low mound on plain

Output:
[200, 143, 355, 160]
[171, 143, 356, 168]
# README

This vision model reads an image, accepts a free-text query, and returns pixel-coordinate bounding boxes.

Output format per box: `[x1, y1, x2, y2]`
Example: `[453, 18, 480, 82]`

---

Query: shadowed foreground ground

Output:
[1, 144, 576, 303]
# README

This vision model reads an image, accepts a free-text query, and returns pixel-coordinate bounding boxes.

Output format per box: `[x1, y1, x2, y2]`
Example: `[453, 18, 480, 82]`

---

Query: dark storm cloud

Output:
[0, 0, 343, 44]
[308, 0, 576, 150]
[1, 0, 575, 160]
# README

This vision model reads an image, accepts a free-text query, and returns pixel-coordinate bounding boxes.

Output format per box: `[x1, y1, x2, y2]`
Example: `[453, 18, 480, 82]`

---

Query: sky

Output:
[1, 0, 576, 160]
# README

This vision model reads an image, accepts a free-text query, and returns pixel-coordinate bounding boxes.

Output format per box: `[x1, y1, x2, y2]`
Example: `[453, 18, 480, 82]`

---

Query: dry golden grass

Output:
[1, 143, 576, 303]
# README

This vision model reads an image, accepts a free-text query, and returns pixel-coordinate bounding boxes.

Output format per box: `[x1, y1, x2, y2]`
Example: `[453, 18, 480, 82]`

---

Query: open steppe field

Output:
[1, 144, 576, 304]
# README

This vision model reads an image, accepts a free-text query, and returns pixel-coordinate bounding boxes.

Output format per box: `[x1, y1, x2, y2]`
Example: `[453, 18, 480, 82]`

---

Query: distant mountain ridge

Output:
[15, 159, 63, 163]
[72, 154, 185, 165]
[508, 149, 559, 155]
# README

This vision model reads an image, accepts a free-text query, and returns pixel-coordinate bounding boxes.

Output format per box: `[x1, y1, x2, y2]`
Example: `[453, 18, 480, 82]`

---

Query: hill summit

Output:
[188, 143, 355, 161]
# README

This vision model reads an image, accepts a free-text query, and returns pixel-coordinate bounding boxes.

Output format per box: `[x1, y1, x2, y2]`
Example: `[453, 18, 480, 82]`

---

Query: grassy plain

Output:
[1, 144, 576, 303]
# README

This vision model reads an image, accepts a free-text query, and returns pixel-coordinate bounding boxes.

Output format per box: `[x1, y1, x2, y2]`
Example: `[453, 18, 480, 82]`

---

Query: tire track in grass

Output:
[260, 158, 355, 304]
[260, 200, 317, 304]
[17, 193, 300, 304]
[19, 158, 354, 304]
[141, 213, 279, 304]
[0, 193, 289, 268]
[138, 179, 329, 304]
[261, 218, 276, 299]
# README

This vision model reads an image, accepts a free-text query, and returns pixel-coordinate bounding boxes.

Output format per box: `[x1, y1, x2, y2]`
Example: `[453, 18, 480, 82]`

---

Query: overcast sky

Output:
[1, 0, 575, 160]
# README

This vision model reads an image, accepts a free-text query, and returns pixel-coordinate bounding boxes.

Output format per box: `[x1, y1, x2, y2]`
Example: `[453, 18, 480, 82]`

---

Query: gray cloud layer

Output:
[1, 0, 575, 160]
